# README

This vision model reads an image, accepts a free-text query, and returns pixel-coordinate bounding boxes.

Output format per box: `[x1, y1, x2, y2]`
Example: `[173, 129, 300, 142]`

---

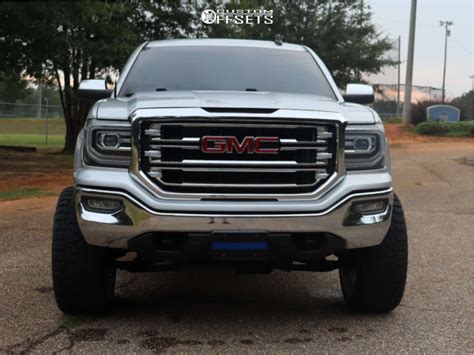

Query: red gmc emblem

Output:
[201, 136, 279, 154]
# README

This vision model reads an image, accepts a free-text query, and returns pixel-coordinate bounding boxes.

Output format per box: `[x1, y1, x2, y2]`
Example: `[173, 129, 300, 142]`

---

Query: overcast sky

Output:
[365, 0, 473, 98]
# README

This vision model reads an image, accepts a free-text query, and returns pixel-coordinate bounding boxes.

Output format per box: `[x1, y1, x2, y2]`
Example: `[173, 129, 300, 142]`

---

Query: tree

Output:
[198, 0, 394, 87]
[451, 90, 474, 120]
[0, 74, 30, 103]
[0, 2, 194, 152]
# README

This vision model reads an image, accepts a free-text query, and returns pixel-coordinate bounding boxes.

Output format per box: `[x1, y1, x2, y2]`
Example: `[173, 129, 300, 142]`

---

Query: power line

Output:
[450, 35, 473, 55]
[376, 16, 473, 56]
[373, 16, 472, 30]
[373, 17, 438, 27]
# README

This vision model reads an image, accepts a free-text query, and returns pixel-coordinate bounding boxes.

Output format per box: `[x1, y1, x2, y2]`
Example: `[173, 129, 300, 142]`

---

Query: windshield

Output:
[119, 46, 336, 99]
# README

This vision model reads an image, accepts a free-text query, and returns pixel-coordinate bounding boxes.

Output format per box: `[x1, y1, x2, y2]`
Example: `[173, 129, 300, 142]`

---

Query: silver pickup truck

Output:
[52, 39, 408, 315]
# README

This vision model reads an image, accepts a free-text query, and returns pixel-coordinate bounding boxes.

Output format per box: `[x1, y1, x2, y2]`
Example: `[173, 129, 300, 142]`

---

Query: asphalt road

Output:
[1, 142, 473, 353]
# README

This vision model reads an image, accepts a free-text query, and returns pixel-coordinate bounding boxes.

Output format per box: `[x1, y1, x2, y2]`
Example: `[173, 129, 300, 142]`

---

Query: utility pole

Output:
[402, 0, 417, 126]
[44, 98, 49, 145]
[440, 20, 453, 103]
[36, 83, 42, 119]
[396, 35, 401, 118]
[469, 75, 474, 91]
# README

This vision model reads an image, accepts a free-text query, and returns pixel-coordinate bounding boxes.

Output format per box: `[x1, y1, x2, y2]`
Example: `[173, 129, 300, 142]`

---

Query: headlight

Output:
[344, 128, 385, 170]
[84, 123, 131, 167]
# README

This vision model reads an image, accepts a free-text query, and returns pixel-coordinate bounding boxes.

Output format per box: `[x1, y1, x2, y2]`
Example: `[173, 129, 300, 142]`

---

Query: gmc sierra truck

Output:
[52, 39, 408, 315]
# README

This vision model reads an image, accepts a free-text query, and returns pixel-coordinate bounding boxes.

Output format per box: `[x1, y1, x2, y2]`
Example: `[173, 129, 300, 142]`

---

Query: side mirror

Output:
[78, 79, 113, 100]
[343, 84, 374, 104]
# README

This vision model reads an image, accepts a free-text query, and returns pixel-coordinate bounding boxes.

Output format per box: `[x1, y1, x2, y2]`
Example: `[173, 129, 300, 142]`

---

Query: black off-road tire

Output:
[52, 187, 116, 314]
[339, 194, 408, 313]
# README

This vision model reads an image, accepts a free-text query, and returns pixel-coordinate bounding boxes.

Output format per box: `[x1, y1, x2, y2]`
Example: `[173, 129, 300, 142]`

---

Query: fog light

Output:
[353, 199, 387, 214]
[86, 198, 122, 212]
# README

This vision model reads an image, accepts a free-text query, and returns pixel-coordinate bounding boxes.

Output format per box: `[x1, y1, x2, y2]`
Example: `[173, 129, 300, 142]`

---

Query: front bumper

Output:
[75, 187, 393, 250]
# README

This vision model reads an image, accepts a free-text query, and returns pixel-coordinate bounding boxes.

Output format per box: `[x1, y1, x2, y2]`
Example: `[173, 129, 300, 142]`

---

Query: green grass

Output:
[0, 187, 56, 201]
[0, 133, 64, 146]
[0, 118, 65, 146]
[0, 117, 65, 134]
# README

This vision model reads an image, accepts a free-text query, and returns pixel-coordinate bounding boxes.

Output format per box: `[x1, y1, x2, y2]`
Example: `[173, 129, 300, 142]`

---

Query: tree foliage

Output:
[451, 90, 474, 120]
[0, 74, 30, 103]
[199, 0, 394, 87]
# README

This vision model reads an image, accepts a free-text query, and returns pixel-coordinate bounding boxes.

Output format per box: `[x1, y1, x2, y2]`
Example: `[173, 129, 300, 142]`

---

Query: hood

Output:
[95, 91, 376, 124]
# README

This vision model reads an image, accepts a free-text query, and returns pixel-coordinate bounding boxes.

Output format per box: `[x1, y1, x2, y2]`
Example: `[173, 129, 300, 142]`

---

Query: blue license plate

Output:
[211, 241, 268, 250]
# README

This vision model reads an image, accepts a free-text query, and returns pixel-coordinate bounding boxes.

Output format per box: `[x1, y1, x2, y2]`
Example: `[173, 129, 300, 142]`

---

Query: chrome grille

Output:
[138, 118, 339, 195]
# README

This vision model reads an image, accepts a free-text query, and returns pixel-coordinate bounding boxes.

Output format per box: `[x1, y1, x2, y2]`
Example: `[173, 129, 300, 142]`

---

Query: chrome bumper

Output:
[75, 187, 393, 250]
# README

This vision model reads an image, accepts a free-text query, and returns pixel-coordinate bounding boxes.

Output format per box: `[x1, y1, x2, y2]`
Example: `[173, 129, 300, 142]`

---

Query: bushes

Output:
[415, 121, 450, 135]
[451, 121, 474, 136]
[415, 121, 474, 137]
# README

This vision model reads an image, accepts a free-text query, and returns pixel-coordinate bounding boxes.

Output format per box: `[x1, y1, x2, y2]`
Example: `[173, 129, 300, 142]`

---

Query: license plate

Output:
[211, 241, 268, 250]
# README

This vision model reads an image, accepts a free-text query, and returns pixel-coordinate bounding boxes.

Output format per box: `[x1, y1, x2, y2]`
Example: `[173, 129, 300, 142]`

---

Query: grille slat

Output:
[149, 167, 328, 172]
[152, 181, 319, 188]
[152, 160, 328, 167]
[139, 119, 338, 195]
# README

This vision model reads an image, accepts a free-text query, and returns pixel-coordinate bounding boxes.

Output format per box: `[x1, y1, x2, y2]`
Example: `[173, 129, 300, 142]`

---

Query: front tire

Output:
[339, 194, 408, 313]
[52, 187, 116, 314]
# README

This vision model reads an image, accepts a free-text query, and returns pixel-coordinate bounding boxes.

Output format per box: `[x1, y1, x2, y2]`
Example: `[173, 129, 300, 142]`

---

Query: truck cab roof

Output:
[145, 38, 306, 52]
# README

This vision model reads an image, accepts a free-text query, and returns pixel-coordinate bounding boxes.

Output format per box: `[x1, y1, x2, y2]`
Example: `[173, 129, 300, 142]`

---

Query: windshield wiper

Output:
[155, 88, 168, 92]
[245, 88, 258, 92]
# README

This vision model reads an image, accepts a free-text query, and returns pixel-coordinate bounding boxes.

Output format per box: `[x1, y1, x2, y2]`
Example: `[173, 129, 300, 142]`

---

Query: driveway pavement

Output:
[1, 142, 473, 353]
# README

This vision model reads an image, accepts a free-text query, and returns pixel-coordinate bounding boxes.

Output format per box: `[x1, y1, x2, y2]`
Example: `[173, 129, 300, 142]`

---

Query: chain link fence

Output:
[0, 101, 63, 119]
[0, 102, 65, 146]
[372, 84, 445, 119]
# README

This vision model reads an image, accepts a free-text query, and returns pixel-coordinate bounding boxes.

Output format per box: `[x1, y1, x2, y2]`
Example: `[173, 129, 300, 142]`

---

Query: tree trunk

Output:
[57, 57, 94, 154]
[63, 110, 82, 153]
[62, 66, 75, 153]
[63, 89, 91, 153]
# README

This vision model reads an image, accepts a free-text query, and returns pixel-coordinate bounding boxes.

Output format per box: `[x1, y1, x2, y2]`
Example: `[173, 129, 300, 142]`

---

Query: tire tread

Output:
[340, 194, 408, 313]
[52, 187, 115, 314]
